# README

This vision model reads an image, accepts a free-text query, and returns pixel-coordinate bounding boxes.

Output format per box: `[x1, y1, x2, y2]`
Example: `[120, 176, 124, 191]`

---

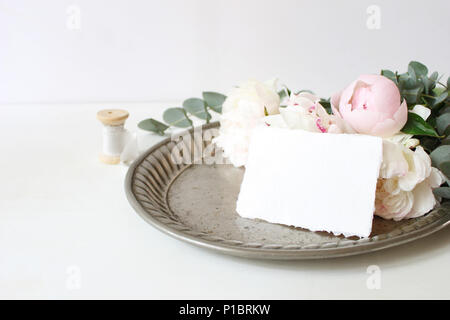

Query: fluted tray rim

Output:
[125, 122, 450, 260]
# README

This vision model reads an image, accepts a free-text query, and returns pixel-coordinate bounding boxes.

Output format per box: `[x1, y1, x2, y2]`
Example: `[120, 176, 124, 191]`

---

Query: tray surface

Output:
[125, 123, 450, 259]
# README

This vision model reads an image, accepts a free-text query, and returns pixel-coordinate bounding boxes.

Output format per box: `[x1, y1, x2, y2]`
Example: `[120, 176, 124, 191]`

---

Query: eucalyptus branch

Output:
[381, 61, 450, 198]
[138, 92, 226, 135]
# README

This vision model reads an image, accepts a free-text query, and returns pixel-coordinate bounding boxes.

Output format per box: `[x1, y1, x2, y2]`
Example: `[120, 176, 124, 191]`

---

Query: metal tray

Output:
[125, 122, 450, 260]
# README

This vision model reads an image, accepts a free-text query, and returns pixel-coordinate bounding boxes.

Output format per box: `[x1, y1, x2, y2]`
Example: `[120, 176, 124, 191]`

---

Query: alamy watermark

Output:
[366, 265, 381, 290]
[366, 5, 381, 30]
[66, 5, 81, 31]
[66, 265, 82, 290]
[170, 127, 231, 165]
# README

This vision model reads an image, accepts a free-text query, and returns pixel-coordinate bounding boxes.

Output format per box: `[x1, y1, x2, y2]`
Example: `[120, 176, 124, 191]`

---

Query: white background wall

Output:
[0, 0, 449, 104]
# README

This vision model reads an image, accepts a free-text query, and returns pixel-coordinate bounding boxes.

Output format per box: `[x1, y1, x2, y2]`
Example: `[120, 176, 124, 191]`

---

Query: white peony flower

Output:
[406, 168, 446, 218]
[375, 141, 445, 221]
[375, 178, 414, 220]
[264, 92, 354, 134]
[214, 79, 280, 167]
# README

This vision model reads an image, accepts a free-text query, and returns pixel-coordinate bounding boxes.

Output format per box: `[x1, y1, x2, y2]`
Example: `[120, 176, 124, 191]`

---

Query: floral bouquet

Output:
[139, 61, 449, 236]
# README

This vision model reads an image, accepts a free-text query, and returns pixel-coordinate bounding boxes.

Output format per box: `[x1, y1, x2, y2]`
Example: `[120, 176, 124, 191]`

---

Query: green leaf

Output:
[296, 89, 314, 95]
[423, 72, 438, 94]
[320, 99, 332, 114]
[430, 145, 450, 169]
[436, 113, 450, 136]
[401, 112, 440, 137]
[182, 98, 211, 121]
[202, 92, 226, 113]
[401, 86, 423, 105]
[433, 86, 446, 96]
[408, 61, 428, 77]
[433, 187, 450, 199]
[441, 136, 450, 145]
[137, 118, 169, 135]
[430, 71, 439, 81]
[432, 91, 448, 108]
[440, 106, 450, 115]
[163, 107, 193, 128]
[407, 64, 417, 82]
[381, 70, 397, 84]
[447, 76, 450, 89]
[398, 72, 417, 91]
[418, 136, 440, 152]
[439, 161, 450, 179]
[278, 89, 288, 101]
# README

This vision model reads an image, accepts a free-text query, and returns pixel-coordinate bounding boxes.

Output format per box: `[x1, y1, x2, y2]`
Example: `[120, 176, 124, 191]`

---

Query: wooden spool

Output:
[97, 109, 129, 164]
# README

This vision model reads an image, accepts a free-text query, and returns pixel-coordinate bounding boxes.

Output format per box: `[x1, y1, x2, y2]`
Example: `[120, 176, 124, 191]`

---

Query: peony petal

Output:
[264, 78, 278, 92]
[379, 140, 409, 179]
[327, 124, 342, 133]
[370, 99, 408, 137]
[411, 105, 431, 121]
[315, 103, 329, 119]
[428, 167, 446, 188]
[339, 80, 359, 108]
[398, 146, 431, 191]
[331, 115, 355, 133]
[297, 92, 319, 103]
[339, 107, 384, 134]
[280, 106, 319, 132]
[405, 181, 437, 219]
[357, 74, 384, 84]
[263, 114, 287, 128]
[287, 95, 315, 109]
[330, 90, 342, 117]
[375, 188, 414, 221]
[367, 76, 402, 116]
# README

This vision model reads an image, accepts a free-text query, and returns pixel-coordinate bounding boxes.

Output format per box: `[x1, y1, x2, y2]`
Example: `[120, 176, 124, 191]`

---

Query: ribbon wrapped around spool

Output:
[96, 109, 130, 164]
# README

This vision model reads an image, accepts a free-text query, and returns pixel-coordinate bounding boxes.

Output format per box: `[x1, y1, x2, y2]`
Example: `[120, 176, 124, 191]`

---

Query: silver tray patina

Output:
[125, 122, 450, 260]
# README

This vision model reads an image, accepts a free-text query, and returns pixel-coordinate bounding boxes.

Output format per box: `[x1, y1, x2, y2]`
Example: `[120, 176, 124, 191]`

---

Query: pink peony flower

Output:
[331, 74, 408, 137]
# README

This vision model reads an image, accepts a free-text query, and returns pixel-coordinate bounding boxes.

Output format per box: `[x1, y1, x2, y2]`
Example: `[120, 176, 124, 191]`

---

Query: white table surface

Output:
[1, 102, 450, 300]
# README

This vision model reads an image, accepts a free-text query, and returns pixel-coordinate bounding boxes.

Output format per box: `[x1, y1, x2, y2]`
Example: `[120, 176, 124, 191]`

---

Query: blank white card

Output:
[236, 126, 383, 238]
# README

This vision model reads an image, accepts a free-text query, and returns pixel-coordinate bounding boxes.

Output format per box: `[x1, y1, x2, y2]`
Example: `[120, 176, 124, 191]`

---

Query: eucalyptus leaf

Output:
[401, 86, 423, 105]
[320, 99, 332, 114]
[401, 112, 440, 137]
[428, 115, 437, 127]
[381, 70, 397, 83]
[432, 91, 448, 108]
[418, 136, 440, 152]
[407, 64, 417, 81]
[434, 187, 450, 199]
[440, 106, 450, 115]
[430, 71, 439, 81]
[436, 113, 450, 136]
[398, 72, 417, 90]
[183, 98, 211, 121]
[202, 92, 226, 113]
[163, 107, 193, 128]
[296, 89, 315, 95]
[430, 145, 450, 168]
[278, 89, 287, 101]
[433, 87, 446, 96]
[423, 72, 438, 94]
[447, 76, 450, 89]
[408, 61, 428, 77]
[138, 118, 169, 135]
[441, 136, 450, 145]
[439, 161, 450, 179]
